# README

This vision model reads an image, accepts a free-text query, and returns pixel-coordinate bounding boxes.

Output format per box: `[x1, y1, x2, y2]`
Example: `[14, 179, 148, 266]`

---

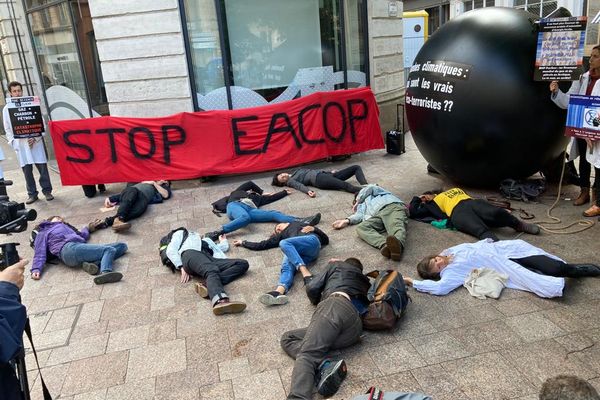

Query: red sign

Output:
[50, 88, 383, 185]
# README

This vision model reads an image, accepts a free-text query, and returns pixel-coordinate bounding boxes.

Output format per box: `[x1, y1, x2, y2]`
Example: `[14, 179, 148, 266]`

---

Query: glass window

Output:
[182, 0, 225, 100]
[465, 1, 473, 11]
[345, 0, 367, 88]
[474, 0, 484, 9]
[29, 2, 88, 104]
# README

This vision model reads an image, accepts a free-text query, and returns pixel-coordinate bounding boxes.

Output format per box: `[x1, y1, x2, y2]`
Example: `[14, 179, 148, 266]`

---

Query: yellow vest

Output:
[433, 188, 471, 216]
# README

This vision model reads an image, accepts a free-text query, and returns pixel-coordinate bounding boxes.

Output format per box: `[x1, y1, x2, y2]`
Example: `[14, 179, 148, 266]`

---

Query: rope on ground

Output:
[535, 151, 595, 234]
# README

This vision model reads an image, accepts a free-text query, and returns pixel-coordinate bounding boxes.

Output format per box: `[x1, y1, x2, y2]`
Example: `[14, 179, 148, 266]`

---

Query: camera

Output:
[0, 242, 20, 271]
[0, 180, 37, 235]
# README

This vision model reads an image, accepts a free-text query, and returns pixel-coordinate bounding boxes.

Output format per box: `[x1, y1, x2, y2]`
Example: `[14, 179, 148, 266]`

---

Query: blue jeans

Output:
[60, 242, 128, 273]
[279, 235, 321, 292]
[222, 202, 296, 233]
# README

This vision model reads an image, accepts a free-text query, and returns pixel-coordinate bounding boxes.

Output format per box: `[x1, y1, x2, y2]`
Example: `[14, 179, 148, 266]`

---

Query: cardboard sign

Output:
[49, 87, 384, 185]
[534, 17, 586, 81]
[565, 94, 600, 140]
[5, 96, 44, 138]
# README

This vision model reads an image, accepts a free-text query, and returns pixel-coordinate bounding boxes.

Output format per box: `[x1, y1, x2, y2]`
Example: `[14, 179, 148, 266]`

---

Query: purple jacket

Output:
[31, 221, 90, 273]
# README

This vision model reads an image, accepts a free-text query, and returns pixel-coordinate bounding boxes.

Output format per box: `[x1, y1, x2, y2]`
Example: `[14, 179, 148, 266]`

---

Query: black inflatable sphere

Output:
[405, 7, 569, 186]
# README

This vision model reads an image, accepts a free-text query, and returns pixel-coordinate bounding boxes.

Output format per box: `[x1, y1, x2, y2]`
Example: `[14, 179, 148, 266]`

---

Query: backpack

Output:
[29, 227, 59, 264]
[362, 270, 410, 331]
[159, 227, 189, 272]
[499, 178, 545, 202]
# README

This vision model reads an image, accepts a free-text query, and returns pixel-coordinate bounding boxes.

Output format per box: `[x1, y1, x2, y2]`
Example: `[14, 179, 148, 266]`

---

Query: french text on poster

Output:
[406, 60, 471, 113]
[534, 17, 586, 81]
[565, 94, 600, 140]
[5, 96, 44, 138]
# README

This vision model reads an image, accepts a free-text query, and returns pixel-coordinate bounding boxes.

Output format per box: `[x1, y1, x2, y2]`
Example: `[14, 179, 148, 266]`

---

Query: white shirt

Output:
[166, 230, 230, 269]
[413, 239, 565, 298]
[3, 104, 48, 167]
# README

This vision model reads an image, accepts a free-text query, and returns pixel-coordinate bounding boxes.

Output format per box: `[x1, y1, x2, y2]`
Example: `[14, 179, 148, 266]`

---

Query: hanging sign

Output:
[49, 87, 384, 185]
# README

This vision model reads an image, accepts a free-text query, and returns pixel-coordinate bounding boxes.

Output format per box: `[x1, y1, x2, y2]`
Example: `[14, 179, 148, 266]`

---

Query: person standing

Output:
[3, 81, 53, 204]
[550, 45, 600, 212]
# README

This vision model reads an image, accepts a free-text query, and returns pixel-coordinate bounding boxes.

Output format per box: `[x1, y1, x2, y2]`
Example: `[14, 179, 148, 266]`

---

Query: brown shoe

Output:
[112, 218, 131, 232]
[583, 205, 600, 217]
[194, 281, 209, 299]
[380, 244, 391, 259]
[213, 299, 246, 315]
[573, 188, 590, 206]
[386, 236, 403, 261]
[25, 195, 38, 204]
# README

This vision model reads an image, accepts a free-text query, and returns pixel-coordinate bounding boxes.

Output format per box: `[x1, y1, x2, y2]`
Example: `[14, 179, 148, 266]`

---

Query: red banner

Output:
[49, 87, 383, 185]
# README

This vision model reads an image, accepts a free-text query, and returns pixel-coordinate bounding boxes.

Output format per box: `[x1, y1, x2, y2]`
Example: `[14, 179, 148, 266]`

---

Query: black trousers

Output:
[314, 165, 367, 194]
[450, 199, 520, 241]
[281, 296, 362, 400]
[117, 187, 150, 222]
[181, 250, 249, 303]
[512, 255, 585, 278]
[575, 138, 597, 189]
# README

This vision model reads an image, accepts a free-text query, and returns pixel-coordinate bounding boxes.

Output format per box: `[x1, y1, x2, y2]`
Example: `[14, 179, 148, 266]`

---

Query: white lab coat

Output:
[551, 71, 600, 168]
[2, 104, 48, 167]
[413, 239, 565, 298]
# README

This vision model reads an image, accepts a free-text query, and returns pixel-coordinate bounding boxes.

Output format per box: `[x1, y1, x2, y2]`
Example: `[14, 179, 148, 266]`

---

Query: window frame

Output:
[178, 0, 370, 111]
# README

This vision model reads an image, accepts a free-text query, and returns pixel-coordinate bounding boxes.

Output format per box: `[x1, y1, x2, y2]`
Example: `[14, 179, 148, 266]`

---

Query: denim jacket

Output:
[347, 185, 404, 225]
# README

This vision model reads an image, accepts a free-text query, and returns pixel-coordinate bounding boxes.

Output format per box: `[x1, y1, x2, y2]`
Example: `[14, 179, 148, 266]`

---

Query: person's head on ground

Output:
[417, 254, 451, 280]
[539, 375, 600, 400]
[344, 257, 363, 271]
[8, 81, 23, 97]
[420, 189, 443, 203]
[274, 222, 290, 234]
[156, 180, 171, 188]
[47, 216, 64, 223]
[272, 173, 290, 186]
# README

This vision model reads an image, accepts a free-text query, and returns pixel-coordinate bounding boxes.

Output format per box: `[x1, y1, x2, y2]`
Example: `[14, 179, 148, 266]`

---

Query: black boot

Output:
[568, 264, 600, 278]
[296, 213, 321, 226]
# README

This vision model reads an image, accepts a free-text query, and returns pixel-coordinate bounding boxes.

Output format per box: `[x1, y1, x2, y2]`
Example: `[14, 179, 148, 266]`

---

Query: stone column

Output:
[369, 0, 404, 133]
[88, 0, 193, 117]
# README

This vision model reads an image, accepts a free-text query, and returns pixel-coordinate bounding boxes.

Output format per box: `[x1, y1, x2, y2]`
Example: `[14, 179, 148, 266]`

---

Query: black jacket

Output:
[211, 181, 288, 213]
[241, 221, 329, 251]
[304, 261, 370, 305]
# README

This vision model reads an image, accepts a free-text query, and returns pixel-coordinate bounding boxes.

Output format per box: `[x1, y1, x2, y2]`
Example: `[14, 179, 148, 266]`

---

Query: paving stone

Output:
[501, 339, 596, 390]
[410, 332, 472, 365]
[218, 356, 251, 381]
[107, 324, 150, 352]
[441, 352, 537, 400]
[148, 318, 177, 344]
[199, 381, 234, 400]
[368, 340, 427, 374]
[505, 312, 565, 342]
[44, 305, 79, 333]
[70, 320, 109, 341]
[231, 370, 286, 400]
[105, 377, 155, 400]
[73, 389, 107, 400]
[77, 300, 105, 325]
[46, 333, 109, 366]
[61, 351, 128, 396]
[155, 363, 215, 398]
[411, 364, 470, 400]
[126, 339, 187, 381]
[151, 285, 176, 311]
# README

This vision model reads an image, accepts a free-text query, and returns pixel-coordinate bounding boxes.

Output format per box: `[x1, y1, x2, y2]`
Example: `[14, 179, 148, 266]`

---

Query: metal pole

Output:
[214, 0, 233, 110]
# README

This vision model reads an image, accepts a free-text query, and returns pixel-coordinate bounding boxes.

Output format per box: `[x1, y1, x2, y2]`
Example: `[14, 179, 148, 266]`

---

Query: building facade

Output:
[0, 0, 406, 159]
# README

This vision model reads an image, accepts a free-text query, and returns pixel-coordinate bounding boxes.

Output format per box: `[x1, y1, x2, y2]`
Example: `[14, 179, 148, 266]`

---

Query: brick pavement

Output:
[1, 135, 598, 400]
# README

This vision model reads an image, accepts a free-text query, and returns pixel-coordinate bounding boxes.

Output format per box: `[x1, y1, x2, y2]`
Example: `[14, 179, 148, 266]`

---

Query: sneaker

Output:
[81, 262, 99, 276]
[380, 244, 391, 259]
[112, 218, 131, 232]
[25, 195, 38, 204]
[516, 221, 540, 235]
[212, 299, 246, 315]
[194, 281, 209, 298]
[316, 359, 347, 397]
[88, 218, 108, 233]
[204, 230, 222, 242]
[93, 271, 123, 285]
[386, 236, 403, 261]
[297, 213, 321, 226]
[259, 291, 289, 306]
[44, 193, 54, 201]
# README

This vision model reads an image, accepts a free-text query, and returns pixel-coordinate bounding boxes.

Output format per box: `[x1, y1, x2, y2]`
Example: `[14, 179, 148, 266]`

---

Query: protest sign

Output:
[5, 96, 44, 138]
